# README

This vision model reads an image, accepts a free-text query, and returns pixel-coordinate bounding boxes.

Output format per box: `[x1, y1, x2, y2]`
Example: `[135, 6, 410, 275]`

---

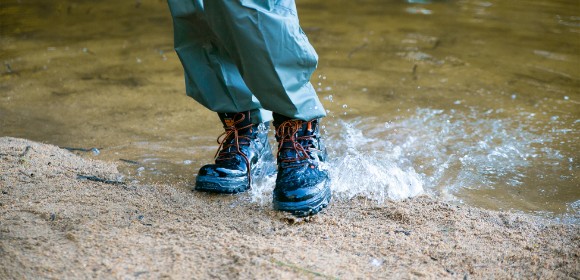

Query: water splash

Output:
[249, 119, 425, 204]
[249, 107, 571, 205]
[327, 107, 573, 209]
[327, 120, 424, 202]
[249, 147, 277, 205]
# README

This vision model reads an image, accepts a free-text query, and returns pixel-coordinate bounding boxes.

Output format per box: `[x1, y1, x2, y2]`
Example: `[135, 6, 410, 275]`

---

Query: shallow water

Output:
[1, 0, 578, 221]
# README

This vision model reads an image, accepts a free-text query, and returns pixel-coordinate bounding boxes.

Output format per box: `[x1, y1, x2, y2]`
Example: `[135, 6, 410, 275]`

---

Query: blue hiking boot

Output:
[195, 111, 274, 193]
[273, 115, 331, 217]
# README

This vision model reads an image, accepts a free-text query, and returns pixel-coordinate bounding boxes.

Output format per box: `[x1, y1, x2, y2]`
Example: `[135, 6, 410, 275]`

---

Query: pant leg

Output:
[167, 0, 272, 123]
[203, 0, 326, 121]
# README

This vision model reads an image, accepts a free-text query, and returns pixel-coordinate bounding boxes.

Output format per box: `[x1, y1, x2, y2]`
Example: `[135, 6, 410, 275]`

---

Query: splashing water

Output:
[249, 119, 426, 205]
[322, 108, 573, 210]
[376, 108, 569, 196]
[249, 152, 277, 205]
[250, 107, 574, 212]
[326, 121, 424, 202]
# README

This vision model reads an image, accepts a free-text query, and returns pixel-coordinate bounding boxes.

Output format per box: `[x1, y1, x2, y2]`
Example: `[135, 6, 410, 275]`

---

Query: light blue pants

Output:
[167, 0, 326, 123]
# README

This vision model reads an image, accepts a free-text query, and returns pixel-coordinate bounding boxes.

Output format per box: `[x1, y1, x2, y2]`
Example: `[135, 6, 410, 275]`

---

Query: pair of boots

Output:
[195, 111, 331, 217]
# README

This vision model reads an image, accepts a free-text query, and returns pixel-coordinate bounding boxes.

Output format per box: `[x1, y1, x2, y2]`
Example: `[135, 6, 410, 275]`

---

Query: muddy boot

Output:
[273, 114, 331, 217]
[195, 111, 274, 193]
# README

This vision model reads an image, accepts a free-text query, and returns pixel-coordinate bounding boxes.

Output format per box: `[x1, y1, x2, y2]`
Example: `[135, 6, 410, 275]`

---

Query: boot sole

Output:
[194, 178, 250, 194]
[273, 182, 332, 217]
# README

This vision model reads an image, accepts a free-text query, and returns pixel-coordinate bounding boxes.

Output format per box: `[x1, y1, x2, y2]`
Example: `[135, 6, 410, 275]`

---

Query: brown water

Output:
[1, 0, 578, 221]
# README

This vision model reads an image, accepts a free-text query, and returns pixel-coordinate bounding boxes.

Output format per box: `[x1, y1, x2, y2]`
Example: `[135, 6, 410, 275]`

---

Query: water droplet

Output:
[511, 94, 517, 99]
[342, 104, 348, 109]
[564, 96, 569, 100]
[183, 160, 192, 165]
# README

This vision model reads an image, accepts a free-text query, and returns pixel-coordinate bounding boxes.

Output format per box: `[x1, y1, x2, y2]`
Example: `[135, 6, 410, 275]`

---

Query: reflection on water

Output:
[1, 0, 578, 221]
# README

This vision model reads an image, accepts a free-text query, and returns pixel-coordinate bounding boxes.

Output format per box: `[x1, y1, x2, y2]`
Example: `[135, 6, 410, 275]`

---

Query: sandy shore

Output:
[0, 137, 578, 279]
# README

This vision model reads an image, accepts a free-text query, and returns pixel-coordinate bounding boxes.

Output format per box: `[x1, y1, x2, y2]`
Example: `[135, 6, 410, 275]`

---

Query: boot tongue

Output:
[217, 112, 258, 150]
[277, 120, 320, 163]
[298, 120, 317, 137]
[218, 112, 253, 130]
[223, 117, 236, 128]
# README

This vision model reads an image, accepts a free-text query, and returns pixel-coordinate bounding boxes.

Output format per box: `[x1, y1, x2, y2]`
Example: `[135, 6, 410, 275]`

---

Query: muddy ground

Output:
[0, 137, 578, 279]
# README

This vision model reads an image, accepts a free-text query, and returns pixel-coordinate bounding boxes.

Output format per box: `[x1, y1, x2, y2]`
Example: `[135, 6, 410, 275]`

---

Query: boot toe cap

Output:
[273, 164, 330, 203]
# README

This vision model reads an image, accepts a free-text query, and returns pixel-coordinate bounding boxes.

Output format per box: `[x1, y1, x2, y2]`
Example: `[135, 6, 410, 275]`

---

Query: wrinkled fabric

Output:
[167, 0, 326, 123]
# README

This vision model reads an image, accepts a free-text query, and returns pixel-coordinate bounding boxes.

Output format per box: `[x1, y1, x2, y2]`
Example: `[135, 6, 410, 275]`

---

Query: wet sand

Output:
[1, 137, 578, 279]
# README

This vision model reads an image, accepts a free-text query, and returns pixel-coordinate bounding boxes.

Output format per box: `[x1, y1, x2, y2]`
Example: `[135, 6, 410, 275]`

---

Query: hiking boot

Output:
[195, 111, 274, 193]
[273, 114, 331, 217]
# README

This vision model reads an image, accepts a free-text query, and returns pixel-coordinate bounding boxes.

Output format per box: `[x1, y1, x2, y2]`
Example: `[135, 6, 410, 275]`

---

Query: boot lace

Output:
[276, 120, 319, 164]
[214, 113, 253, 180]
